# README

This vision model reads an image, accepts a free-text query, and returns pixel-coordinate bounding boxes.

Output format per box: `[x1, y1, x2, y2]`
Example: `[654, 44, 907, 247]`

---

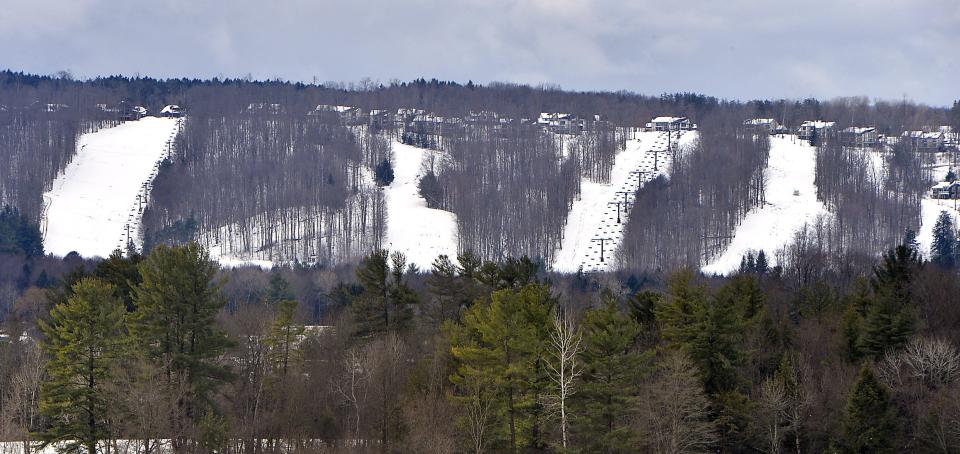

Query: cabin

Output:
[743, 118, 782, 134]
[119, 101, 147, 121]
[902, 131, 945, 151]
[647, 116, 695, 132]
[931, 181, 960, 199]
[840, 127, 878, 147]
[160, 105, 184, 117]
[798, 120, 835, 140]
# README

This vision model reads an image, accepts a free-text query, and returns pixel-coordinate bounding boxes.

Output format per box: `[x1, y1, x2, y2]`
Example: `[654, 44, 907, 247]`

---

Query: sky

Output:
[0, 0, 957, 106]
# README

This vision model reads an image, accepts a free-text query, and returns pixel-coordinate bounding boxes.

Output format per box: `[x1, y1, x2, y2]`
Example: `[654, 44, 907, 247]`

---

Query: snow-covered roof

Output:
[799, 120, 835, 129]
[744, 118, 776, 125]
[902, 130, 944, 139]
[932, 181, 955, 189]
[651, 116, 688, 123]
[842, 126, 875, 134]
[160, 105, 181, 114]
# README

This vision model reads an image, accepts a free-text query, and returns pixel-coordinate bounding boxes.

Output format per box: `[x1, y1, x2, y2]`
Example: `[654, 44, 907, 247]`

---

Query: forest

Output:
[2, 236, 960, 453]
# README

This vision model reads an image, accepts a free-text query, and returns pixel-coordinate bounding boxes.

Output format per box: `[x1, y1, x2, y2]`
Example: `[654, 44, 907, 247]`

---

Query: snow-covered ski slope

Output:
[552, 130, 695, 272]
[917, 153, 959, 258]
[702, 135, 829, 275]
[43, 117, 180, 258]
[384, 141, 459, 269]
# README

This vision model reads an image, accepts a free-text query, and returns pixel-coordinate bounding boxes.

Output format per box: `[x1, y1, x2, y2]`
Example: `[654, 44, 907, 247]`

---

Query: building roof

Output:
[651, 116, 687, 123]
[800, 120, 835, 129]
[744, 118, 776, 125]
[842, 126, 876, 134]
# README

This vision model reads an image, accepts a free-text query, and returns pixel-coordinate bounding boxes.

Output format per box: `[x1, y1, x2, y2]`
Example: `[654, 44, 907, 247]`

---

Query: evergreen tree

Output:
[93, 249, 143, 311]
[947, 169, 957, 182]
[573, 297, 647, 453]
[266, 271, 293, 305]
[448, 283, 555, 453]
[425, 254, 464, 326]
[858, 245, 918, 358]
[657, 271, 745, 394]
[903, 228, 920, 255]
[835, 366, 898, 453]
[130, 243, 233, 442]
[38, 278, 129, 454]
[351, 250, 418, 336]
[265, 299, 305, 377]
[374, 158, 395, 186]
[930, 211, 957, 268]
[755, 250, 769, 274]
[0, 205, 43, 256]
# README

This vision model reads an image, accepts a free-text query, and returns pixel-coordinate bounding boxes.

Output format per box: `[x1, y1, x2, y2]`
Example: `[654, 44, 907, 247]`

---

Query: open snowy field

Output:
[383, 141, 459, 269]
[42, 117, 180, 259]
[702, 135, 830, 275]
[552, 130, 690, 272]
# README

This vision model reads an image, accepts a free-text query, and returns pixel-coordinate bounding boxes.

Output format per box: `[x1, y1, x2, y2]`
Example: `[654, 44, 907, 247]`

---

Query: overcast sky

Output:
[1, 0, 957, 105]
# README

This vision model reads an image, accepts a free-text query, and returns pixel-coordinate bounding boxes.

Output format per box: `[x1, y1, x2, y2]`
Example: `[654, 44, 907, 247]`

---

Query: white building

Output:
[648, 116, 694, 132]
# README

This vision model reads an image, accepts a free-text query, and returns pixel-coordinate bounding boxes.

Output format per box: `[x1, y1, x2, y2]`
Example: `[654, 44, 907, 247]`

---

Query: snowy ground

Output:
[200, 141, 459, 270]
[42, 117, 180, 259]
[918, 198, 960, 258]
[701, 135, 830, 275]
[383, 141, 459, 269]
[552, 130, 692, 272]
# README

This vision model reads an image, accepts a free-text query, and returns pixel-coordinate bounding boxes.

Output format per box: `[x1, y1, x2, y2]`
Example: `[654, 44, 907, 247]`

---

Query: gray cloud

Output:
[0, 0, 956, 105]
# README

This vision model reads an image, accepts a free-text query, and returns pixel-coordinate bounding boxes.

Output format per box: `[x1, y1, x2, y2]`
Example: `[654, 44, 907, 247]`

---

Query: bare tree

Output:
[332, 346, 370, 444]
[543, 308, 582, 449]
[636, 352, 718, 454]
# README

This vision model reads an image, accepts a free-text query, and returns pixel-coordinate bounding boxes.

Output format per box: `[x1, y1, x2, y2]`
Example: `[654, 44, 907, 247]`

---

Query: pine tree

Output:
[448, 283, 555, 453]
[266, 271, 293, 305]
[130, 243, 233, 443]
[38, 278, 129, 454]
[755, 250, 769, 274]
[425, 254, 464, 326]
[573, 297, 647, 453]
[859, 245, 918, 359]
[352, 250, 417, 336]
[93, 249, 143, 311]
[835, 366, 898, 453]
[903, 228, 920, 255]
[265, 299, 305, 377]
[931, 211, 957, 268]
[657, 271, 745, 394]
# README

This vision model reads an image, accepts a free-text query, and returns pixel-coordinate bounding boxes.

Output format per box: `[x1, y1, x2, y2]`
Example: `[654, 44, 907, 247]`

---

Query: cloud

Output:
[0, 0, 955, 105]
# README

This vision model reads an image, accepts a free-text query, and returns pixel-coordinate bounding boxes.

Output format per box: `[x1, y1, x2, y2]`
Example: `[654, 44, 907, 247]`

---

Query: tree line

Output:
[1, 235, 959, 452]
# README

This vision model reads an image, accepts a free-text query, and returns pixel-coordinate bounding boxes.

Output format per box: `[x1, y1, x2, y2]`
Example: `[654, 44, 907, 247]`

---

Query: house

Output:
[395, 108, 425, 126]
[160, 105, 184, 117]
[648, 116, 694, 132]
[119, 101, 147, 121]
[538, 112, 582, 134]
[743, 118, 782, 134]
[901, 130, 945, 151]
[368, 109, 392, 129]
[840, 127, 878, 147]
[931, 181, 960, 199]
[797, 120, 835, 140]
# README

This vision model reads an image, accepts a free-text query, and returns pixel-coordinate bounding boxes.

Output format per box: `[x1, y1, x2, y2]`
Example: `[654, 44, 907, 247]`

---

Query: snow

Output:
[42, 117, 181, 259]
[552, 130, 692, 272]
[701, 135, 830, 275]
[383, 141, 459, 269]
[918, 198, 960, 258]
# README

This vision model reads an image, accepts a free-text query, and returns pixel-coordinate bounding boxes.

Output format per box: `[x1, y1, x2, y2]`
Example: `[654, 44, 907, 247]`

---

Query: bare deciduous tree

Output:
[543, 309, 582, 449]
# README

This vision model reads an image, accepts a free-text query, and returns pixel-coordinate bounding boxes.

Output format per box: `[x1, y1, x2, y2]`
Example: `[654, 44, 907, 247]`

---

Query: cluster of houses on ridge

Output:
[742, 117, 955, 151]
[0, 100, 186, 121]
